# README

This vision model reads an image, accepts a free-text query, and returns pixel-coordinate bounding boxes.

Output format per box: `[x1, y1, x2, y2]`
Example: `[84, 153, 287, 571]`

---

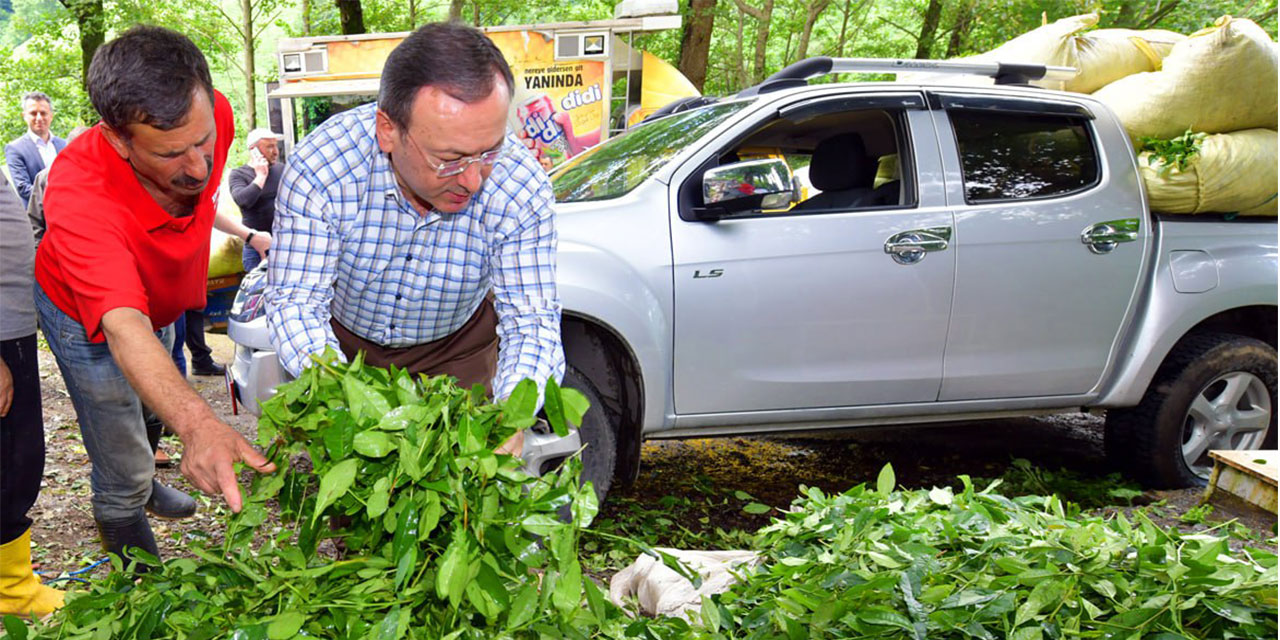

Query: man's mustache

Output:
[172, 158, 214, 190]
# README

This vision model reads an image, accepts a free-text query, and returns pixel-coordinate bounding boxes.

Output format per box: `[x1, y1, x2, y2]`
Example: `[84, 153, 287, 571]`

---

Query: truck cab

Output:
[550, 58, 1276, 495]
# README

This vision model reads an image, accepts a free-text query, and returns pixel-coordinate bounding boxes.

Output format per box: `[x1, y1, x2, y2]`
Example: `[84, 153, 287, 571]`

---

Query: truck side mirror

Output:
[695, 158, 796, 221]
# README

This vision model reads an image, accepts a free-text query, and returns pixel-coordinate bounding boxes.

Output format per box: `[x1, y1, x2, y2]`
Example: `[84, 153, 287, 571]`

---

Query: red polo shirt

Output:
[35, 91, 234, 343]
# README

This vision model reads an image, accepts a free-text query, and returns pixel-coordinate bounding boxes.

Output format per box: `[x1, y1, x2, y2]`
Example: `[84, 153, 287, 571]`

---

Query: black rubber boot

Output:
[146, 479, 197, 520]
[143, 412, 197, 520]
[95, 513, 160, 573]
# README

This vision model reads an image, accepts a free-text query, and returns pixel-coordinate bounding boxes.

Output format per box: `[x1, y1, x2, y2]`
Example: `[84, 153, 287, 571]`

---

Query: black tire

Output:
[1106, 332, 1277, 488]
[552, 366, 618, 503]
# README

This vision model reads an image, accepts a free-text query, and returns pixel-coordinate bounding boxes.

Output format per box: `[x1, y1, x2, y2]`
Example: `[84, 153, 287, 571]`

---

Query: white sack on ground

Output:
[898, 13, 1184, 93]
[1141, 128, 1278, 216]
[608, 549, 761, 620]
[1094, 17, 1278, 141]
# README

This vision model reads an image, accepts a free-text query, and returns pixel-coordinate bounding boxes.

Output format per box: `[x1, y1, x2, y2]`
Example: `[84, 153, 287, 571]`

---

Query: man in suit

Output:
[5, 92, 67, 208]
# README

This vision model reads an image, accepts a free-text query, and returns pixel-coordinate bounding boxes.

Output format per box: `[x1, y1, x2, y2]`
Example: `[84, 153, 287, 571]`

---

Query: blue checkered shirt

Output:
[265, 102, 564, 400]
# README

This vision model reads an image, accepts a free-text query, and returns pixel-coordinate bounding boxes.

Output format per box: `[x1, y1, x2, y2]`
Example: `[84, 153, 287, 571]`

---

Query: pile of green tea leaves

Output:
[10, 350, 633, 640]
[7, 351, 1276, 639]
[1138, 129, 1208, 177]
[635, 466, 1278, 640]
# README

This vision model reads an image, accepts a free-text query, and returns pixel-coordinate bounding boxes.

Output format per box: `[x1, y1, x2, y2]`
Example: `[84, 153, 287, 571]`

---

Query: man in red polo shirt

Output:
[34, 26, 275, 566]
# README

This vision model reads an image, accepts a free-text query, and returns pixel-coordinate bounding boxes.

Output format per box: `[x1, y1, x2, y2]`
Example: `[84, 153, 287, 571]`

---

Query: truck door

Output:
[670, 94, 956, 415]
[932, 93, 1148, 400]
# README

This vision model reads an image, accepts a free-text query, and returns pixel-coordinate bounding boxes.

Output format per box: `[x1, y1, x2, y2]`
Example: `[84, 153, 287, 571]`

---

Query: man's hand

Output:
[250, 149, 269, 185]
[177, 418, 277, 513]
[248, 230, 272, 260]
[495, 429, 525, 457]
[101, 306, 278, 513]
[0, 356, 12, 417]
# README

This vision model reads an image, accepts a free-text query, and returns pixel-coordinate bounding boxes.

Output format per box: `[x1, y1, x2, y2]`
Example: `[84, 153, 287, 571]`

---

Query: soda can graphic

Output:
[517, 93, 569, 165]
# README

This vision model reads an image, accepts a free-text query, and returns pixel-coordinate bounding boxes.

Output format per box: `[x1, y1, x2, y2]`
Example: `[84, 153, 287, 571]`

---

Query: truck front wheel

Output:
[1106, 332, 1277, 488]
[545, 366, 618, 503]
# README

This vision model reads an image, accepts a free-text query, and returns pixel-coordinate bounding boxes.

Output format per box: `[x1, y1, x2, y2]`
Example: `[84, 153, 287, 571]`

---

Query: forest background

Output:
[0, 0, 1276, 165]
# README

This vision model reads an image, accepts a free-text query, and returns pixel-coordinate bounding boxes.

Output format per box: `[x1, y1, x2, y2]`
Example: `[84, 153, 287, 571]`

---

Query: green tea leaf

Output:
[507, 582, 539, 630]
[321, 410, 357, 461]
[552, 559, 583, 614]
[312, 458, 359, 525]
[2, 615, 29, 640]
[367, 476, 391, 519]
[743, 502, 771, 515]
[544, 378, 568, 437]
[465, 562, 510, 621]
[560, 388, 589, 428]
[266, 611, 305, 639]
[504, 378, 539, 428]
[877, 464, 896, 498]
[378, 405, 429, 431]
[344, 375, 392, 423]
[353, 430, 394, 458]
[436, 529, 472, 608]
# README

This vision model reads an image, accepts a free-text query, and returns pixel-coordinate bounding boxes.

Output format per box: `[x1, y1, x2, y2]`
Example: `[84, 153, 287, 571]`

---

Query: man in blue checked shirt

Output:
[265, 22, 564, 457]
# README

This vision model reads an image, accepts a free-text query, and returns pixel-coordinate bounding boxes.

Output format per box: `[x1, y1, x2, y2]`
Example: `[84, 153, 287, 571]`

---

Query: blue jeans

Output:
[34, 282, 172, 523]
[242, 245, 262, 272]
[171, 312, 187, 376]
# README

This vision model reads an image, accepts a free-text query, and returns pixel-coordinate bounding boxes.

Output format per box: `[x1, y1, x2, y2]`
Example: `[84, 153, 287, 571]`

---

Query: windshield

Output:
[552, 101, 751, 203]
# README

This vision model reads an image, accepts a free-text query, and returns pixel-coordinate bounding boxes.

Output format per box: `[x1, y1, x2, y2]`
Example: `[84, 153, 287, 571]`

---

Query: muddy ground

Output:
[26, 333, 1277, 582]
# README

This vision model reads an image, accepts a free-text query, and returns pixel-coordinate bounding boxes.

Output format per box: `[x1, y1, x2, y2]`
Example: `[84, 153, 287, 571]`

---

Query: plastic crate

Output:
[205, 273, 243, 332]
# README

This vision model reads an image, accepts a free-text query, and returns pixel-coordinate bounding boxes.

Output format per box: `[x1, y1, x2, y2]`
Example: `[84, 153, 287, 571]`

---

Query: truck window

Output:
[552, 101, 749, 203]
[704, 108, 914, 217]
[950, 110, 1099, 203]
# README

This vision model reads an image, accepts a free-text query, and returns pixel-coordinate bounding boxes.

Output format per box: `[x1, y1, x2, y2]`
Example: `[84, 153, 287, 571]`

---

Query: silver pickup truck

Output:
[229, 58, 1277, 501]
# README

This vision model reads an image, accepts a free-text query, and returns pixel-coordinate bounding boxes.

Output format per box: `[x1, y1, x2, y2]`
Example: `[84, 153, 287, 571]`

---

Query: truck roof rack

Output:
[736, 56, 1078, 97]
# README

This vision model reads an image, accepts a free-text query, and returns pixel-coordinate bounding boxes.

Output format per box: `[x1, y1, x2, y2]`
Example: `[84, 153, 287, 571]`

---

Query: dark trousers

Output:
[184, 309, 214, 368]
[0, 334, 44, 545]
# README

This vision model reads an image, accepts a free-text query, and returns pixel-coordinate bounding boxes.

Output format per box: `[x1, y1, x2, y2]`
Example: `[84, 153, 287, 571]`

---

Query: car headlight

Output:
[229, 263, 270, 323]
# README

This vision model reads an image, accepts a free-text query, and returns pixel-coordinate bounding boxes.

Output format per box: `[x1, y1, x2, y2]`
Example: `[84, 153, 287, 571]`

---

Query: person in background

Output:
[228, 128, 281, 272]
[266, 22, 564, 459]
[5, 92, 67, 209]
[26, 125, 91, 246]
[0, 171, 63, 617]
[34, 26, 275, 567]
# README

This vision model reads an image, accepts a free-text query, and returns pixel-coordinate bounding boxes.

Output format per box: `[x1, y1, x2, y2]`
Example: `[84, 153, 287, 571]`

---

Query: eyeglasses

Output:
[402, 131, 506, 178]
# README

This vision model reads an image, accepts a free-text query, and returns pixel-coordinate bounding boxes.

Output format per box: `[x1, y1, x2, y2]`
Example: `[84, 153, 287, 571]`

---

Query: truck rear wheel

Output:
[1106, 332, 1277, 488]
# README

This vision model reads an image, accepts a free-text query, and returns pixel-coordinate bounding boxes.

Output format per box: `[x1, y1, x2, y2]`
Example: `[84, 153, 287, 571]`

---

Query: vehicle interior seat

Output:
[794, 132, 880, 211]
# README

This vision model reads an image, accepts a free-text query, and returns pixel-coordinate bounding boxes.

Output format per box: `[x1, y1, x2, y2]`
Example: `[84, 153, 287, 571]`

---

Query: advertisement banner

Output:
[488, 31, 606, 169]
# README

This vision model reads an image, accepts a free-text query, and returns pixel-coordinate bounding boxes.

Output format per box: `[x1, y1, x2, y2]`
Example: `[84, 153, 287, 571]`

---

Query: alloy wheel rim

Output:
[1181, 371, 1273, 480]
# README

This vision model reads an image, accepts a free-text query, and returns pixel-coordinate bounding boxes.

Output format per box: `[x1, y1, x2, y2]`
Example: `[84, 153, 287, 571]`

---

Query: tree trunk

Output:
[914, 0, 944, 59]
[794, 0, 832, 62]
[409, 0, 417, 27]
[449, 0, 465, 21]
[58, 0, 106, 91]
[301, 0, 312, 34]
[732, 0, 774, 84]
[944, 0, 974, 58]
[335, 0, 365, 34]
[677, 0, 717, 91]
[732, 4, 747, 89]
[241, 0, 257, 129]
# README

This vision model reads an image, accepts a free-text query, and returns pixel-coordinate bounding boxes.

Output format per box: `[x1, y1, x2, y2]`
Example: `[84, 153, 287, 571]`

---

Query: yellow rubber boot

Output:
[0, 529, 64, 617]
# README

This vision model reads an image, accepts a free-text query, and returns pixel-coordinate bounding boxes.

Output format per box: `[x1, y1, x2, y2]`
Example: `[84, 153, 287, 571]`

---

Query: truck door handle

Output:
[1081, 219, 1140, 254]
[884, 227, 951, 265]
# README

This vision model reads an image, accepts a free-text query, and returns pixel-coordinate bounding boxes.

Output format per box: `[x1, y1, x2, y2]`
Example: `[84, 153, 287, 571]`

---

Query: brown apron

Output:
[330, 295, 498, 394]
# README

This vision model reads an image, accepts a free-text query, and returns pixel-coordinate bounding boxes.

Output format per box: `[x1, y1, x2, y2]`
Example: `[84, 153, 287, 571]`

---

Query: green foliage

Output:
[18, 349, 624, 639]
[1139, 129, 1209, 176]
[988, 458, 1147, 510]
[637, 467, 1278, 639]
